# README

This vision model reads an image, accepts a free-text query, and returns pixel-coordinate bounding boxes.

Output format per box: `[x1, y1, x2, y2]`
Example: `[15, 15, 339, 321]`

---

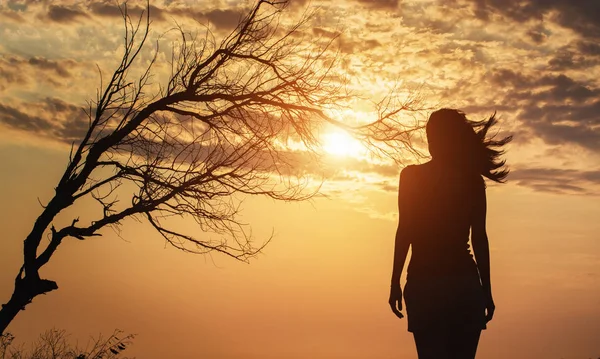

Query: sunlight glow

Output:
[322, 130, 365, 157]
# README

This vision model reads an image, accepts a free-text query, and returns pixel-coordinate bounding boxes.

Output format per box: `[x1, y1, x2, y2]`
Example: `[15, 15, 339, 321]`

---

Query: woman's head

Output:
[426, 108, 512, 182]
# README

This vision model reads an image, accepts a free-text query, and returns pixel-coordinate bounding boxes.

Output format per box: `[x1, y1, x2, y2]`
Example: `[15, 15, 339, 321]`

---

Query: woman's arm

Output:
[389, 166, 413, 319]
[390, 224, 411, 286]
[471, 177, 495, 322]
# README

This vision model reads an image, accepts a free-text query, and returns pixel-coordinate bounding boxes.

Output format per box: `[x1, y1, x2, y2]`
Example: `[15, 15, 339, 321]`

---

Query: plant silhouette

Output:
[0, 328, 134, 359]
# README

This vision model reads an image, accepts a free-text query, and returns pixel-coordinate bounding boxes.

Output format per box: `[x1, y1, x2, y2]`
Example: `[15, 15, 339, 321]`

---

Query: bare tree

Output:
[0, 0, 420, 333]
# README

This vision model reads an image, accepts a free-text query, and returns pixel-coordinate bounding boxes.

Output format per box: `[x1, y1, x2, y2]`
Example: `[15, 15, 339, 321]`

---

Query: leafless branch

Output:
[0, 0, 422, 334]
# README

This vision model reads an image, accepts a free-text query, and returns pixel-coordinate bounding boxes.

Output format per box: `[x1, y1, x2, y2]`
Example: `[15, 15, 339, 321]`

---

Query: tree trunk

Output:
[0, 193, 69, 334]
[0, 276, 58, 335]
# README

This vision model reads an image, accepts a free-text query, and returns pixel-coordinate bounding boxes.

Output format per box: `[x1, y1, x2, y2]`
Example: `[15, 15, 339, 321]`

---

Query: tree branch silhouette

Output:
[0, 0, 421, 334]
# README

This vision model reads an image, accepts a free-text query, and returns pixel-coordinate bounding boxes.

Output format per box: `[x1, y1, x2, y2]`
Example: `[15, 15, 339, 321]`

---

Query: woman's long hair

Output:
[426, 108, 512, 183]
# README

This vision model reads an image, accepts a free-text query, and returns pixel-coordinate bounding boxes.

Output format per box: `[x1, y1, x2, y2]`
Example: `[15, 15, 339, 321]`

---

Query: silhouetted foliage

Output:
[0, 0, 420, 334]
[0, 329, 134, 359]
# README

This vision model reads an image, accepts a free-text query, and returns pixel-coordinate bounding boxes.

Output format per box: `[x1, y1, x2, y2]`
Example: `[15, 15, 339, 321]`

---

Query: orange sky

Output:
[1, 134, 599, 359]
[1, 0, 600, 358]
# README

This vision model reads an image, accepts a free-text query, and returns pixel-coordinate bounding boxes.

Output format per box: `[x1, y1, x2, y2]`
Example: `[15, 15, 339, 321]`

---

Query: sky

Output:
[0, 0, 599, 358]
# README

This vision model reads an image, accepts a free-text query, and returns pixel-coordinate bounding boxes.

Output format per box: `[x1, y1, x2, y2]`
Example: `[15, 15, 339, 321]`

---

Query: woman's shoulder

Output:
[401, 161, 484, 186]
[399, 163, 431, 186]
[399, 164, 417, 179]
[400, 162, 432, 176]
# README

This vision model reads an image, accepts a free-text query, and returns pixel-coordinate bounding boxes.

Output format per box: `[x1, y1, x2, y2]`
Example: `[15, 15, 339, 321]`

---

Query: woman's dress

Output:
[400, 162, 487, 333]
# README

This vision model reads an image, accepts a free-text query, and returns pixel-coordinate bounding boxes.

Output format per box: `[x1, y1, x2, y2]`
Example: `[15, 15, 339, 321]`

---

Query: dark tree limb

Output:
[1, 0, 421, 334]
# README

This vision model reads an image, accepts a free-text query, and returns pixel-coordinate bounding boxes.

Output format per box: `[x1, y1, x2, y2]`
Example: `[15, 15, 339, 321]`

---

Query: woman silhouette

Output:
[388, 109, 511, 359]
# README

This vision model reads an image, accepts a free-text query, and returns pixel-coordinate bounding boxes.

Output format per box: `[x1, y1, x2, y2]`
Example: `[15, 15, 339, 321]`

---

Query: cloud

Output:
[27, 57, 73, 78]
[489, 69, 600, 151]
[526, 24, 548, 44]
[204, 9, 244, 30]
[88, 2, 167, 22]
[338, 36, 382, 54]
[460, 0, 600, 40]
[510, 167, 600, 195]
[0, 58, 27, 89]
[0, 7, 25, 22]
[46, 4, 89, 23]
[354, 0, 399, 10]
[0, 98, 88, 143]
[65, 2, 244, 30]
[0, 102, 53, 133]
[9, 1, 246, 30]
[0, 55, 78, 91]
[312, 27, 340, 39]
[547, 46, 600, 71]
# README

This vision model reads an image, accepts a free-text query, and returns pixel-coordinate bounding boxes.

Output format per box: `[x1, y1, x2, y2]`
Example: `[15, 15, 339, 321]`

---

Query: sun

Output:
[322, 130, 365, 157]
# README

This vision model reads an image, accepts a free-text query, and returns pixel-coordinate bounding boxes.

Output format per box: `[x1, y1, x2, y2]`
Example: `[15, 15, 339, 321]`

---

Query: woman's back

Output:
[402, 161, 483, 279]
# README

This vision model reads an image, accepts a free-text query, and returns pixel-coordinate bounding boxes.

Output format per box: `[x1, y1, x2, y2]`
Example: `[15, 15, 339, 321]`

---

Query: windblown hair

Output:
[426, 108, 512, 183]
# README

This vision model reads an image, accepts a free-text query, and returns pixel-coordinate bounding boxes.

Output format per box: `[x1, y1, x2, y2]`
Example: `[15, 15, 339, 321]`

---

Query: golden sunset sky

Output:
[1, 0, 599, 358]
